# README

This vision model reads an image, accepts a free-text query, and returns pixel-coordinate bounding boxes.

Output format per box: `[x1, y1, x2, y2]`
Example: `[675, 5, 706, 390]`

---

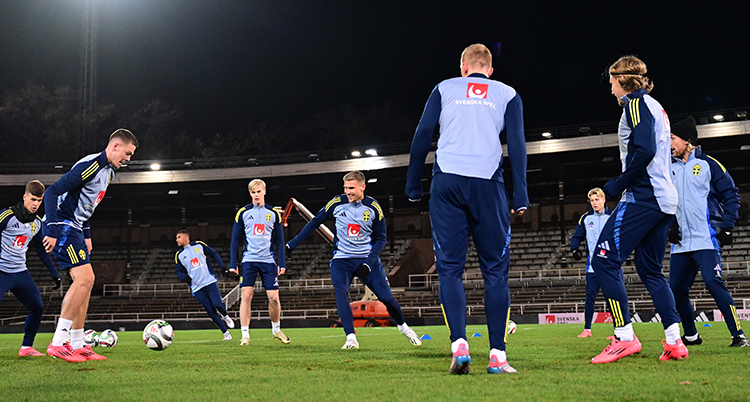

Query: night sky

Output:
[1, 0, 748, 140]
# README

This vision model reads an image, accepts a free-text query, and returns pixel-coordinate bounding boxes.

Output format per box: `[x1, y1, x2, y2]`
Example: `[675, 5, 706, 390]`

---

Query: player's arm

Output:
[603, 99, 656, 198]
[43, 162, 94, 240]
[287, 199, 337, 250]
[0, 208, 13, 261]
[570, 214, 586, 251]
[229, 208, 246, 271]
[199, 241, 225, 270]
[174, 252, 190, 283]
[707, 156, 740, 229]
[405, 85, 441, 202]
[32, 233, 60, 282]
[505, 93, 529, 213]
[272, 210, 286, 274]
[364, 205, 387, 269]
[83, 220, 93, 253]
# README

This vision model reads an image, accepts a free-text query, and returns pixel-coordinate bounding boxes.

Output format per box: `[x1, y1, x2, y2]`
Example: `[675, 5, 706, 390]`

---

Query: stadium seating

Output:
[4, 223, 749, 326]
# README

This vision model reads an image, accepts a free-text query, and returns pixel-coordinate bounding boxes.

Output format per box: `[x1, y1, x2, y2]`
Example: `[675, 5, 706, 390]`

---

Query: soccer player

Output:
[175, 230, 234, 340]
[0, 180, 61, 357]
[590, 56, 687, 363]
[229, 179, 290, 346]
[405, 43, 528, 374]
[43, 128, 138, 362]
[668, 116, 747, 347]
[287, 171, 422, 349]
[570, 188, 611, 338]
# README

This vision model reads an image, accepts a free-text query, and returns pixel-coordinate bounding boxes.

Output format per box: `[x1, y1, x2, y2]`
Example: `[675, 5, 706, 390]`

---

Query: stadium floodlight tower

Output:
[80, 0, 98, 155]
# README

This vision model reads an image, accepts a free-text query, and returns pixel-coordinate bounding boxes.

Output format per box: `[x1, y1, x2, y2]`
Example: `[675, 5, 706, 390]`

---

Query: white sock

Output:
[490, 348, 506, 362]
[451, 338, 469, 354]
[665, 323, 681, 345]
[70, 328, 85, 349]
[52, 318, 74, 346]
[20, 346, 31, 350]
[685, 333, 699, 342]
[241, 326, 249, 339]
[397, 323, 409, 334]
[272, 321, 281, 334]
[346, 333, 357, 341]
[614, 323, 634, 342]
[739, 334, 747, 339]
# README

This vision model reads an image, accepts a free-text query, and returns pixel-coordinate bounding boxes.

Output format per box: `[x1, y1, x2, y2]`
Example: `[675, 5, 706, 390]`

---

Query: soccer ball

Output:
[97, 329, 118, 347]
[143, 320, 174, 351]
[83, 329, 99, 347]
[507, 320, 517, 334]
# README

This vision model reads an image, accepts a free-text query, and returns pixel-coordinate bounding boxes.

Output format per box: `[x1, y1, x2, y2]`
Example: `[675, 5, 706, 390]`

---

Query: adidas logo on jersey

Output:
[596, 241, 610, 258]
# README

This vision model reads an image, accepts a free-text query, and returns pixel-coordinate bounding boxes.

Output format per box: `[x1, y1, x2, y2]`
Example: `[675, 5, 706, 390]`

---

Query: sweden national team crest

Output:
[692, 164, 701, 176]
[31, 221, 38, 234]
[363, 210, 371, 222]
[78, 249, 86, 260]
[265, 213, 272, 222]
[467, 83, 488, 99]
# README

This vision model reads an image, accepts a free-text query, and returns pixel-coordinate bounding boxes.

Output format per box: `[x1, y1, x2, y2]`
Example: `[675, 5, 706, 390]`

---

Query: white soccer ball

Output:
[507, 320, 517, 334]
[83, 329, 99, 347]
[97, 329, 118, 347]
[143, 320, 174, 351]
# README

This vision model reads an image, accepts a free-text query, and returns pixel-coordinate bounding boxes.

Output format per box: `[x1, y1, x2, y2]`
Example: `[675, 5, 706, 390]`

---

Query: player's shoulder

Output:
[324, 195, 348, 212]
[0, 207, 14, 223]
[362, 196, 384, 220]
[234, 205, 251, 222]
[195, 240, 209, 247]
[578, 210, 593, 225]
[695, 149, 727, 173]
[69, 151, 107, 180]
[263, 204, 282, 220]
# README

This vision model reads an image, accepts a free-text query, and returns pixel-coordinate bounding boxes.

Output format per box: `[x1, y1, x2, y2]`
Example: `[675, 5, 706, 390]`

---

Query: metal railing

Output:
[3, 298, 748, 326]
[408, 261, 750, 287]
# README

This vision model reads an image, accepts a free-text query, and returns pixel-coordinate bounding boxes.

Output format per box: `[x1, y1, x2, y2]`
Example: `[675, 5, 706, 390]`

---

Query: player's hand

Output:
[278, 266, 286, 276]
[668, 221, 682, 244]
[355, 263, 370, 280]
[52, 277, 61, 290]
[285, 244, 293, 257]
[572, 249, 583, 261]
[717, 228, 733, 247]
[42, 236, 57, 253]
[230, 267, 239, 276]
[85, 238, 93, 254]
[512, 207, 527, 216]
[603, 178, 619, 199]
[405, 184, 423, 203]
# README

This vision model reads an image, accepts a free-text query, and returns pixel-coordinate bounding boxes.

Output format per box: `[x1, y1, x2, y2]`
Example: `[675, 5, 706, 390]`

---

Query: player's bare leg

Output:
[47, 265, 94, 362]
[268, 290, 289, 343]
[239, 287, 253, 345]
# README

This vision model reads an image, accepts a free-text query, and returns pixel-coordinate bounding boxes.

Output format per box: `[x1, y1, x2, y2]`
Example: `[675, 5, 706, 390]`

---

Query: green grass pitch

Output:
[1, 322, 748, 401]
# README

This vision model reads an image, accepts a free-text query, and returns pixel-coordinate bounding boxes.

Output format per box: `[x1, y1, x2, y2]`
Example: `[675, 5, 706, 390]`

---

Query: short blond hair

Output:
[343, 171, 366, 184]
[588, 188, 605, 200]
[248, 179, 266, 191]
[608, 55, 653, 93]
[461, 44, 492, 71]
